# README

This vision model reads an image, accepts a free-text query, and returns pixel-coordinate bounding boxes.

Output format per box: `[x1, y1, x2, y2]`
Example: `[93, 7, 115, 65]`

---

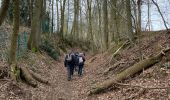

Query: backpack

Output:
[66, 53, 72, 62]
[75, 55, 79, 65]
[79, 56, 83, 64]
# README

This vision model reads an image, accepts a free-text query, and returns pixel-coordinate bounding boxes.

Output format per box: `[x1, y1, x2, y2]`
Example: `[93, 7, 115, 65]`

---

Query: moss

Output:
[31, 47, 37, 53]
[40, 41, 60, 60]
[10, 63, 21, 81]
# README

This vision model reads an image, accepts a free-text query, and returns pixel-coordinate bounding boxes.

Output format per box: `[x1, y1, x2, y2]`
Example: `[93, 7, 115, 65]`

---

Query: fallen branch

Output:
[89, 48, 170, 95]
[114, 82, 170, 90]
[0, 78, 12, 82]
[125, 88, 146, 100]
[109, 40, 129, 63]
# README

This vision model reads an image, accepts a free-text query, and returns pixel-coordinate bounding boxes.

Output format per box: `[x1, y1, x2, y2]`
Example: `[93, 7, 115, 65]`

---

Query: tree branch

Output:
[151, 0, 169, 30]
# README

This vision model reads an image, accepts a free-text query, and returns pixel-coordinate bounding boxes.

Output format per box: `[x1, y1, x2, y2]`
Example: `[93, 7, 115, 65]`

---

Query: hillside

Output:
[0, 30, 169, 100]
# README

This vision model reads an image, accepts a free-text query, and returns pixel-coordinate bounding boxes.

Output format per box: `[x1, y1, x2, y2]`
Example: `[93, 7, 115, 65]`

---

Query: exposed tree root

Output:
[8, 61, 50, 88]
[89, 48, 170, 95]
[10, 63, 17, 81]
[20, 67, 37, 87]
[29, 70, 49, 84]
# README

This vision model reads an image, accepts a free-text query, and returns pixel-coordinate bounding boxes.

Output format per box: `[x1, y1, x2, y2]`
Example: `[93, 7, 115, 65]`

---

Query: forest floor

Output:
[0, 30, 170, 100]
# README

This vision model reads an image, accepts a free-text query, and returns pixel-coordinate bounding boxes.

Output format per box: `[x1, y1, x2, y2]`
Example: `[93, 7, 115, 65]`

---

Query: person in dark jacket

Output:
[77, 53, 85, 76]
[64, 51, 75, 81]
[74, 52, 79, 71]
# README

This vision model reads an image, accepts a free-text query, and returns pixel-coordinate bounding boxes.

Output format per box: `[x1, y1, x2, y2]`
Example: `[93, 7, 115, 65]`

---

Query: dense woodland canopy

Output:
[0, 0, 170, 99]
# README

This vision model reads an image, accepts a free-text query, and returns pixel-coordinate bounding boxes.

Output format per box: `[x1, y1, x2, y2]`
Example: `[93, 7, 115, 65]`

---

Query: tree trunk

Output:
[71, 0, 79, 40]
[27, 0, 31, 26]
[66, 0, 70, 35]
[27, 0, 43, 51]
[60, 0, 66, 37]
[103, 0, 109, 49]
[0, 0, 10, 26]
[96, 0, 103, 49]
[79, 0, 83, 39]
[131, 0, 138, 34]
[51, 0, 54, 33]
[137, 0, 141, 33]
[147, 0, 151, 31]
[87, 0, 93, 41]
[110, 0, 119, 43]
[126, 0, 134, 42]
[9, 0, 20, 64]
[56, 0, 60, 32]
[89, 48, 170, 95]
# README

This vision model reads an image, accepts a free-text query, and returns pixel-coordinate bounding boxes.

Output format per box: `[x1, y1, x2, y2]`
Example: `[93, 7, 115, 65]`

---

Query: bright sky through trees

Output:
[0, 0, 169, 31]
[141, 0, 170, 30]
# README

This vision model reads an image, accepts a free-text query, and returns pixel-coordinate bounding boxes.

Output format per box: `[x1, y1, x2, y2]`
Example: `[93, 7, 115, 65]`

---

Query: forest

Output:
[0, 0, 170, 99]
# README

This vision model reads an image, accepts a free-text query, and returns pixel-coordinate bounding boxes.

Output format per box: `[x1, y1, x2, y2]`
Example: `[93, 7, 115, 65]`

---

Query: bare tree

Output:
[71, 0, 79, 40]
[0, 0, 10, 25]
[110, 0, 119, 43]
[137, 0, 141, 32]
[9, 0, 20, 64]
[52, 0, 54, 33]
[56, 0, 60, 32]
[87, 0, 93, 41]
[60, 0, 67, 37]
[103, 0, 109, 49]
[126, 0, 134, 41]
[66, 0, 70, 34]
[27, 0, 43, 51]
[96, 0, 102, 47]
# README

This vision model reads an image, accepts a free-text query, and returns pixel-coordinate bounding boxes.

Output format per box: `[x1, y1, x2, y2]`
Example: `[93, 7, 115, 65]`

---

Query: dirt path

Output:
[42, 54, 107, 100]
[44, 57, 95, 100]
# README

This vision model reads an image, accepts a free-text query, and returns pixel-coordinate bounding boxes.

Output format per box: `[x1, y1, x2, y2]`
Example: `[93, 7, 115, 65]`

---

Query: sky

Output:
[141, 0, 170, 30]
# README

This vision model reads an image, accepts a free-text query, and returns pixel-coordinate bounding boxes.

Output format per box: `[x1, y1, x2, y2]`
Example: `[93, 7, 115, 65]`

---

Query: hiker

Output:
[77, 52, 85, 76]
[64, 51, 75, 81]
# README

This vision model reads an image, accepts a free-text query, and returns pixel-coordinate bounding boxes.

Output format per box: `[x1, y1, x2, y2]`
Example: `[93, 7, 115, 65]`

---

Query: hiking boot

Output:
[67, 77, 71, 81]
[78, 74, 82, 77]
[68, 78, 71, 81]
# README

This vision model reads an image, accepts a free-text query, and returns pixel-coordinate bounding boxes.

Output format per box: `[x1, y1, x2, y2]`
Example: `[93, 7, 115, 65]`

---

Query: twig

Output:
[125, 88, 145, 100]
[0, 79, 12, 82]
[109, 40, 129, 64]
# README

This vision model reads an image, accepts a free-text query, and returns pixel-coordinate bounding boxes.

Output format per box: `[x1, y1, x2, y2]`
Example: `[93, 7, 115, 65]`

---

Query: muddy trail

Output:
[0, 30, 170, 100]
